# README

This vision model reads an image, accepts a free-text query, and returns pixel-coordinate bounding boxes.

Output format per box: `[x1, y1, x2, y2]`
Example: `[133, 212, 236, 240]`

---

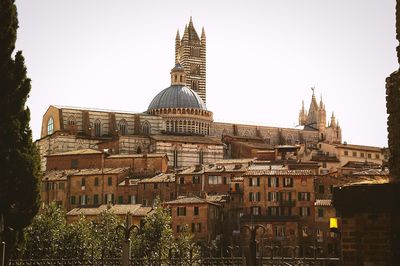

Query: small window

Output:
[249, 192, 261, 202]
[318, 208, 324, 218]
[194, 206, 199, 216]
[274, 225, 285, 240]
[94, 177, 99, 186]
[81, 178, 85, 187]
[71, 159, 78, 169]
[208, 176, 223, 185]
[352, 151, 357, 157]
[368, 153, 372, 159]
[129, 195, 136, 204]
[251, 206, 260, 216]
[344, 150, 349, 156]
[154, 183, 158, 189]
[118, 196, 123, 204]
[108, 177, 112, 186]
[298, 192, 311, 201]
[94, 194, 99, 205]
[177, 207, 186, 216]
[283, 177, 293, 187]
[299, 207, 311, 217]
[192, 176, 200, 184]
[179, 177, 185, 185]
[268, 177, 279, 188]
[318, 185, 324, 194]
[191, 223, 201, 233]
[249, 177, 260, 187]
[58, 182, 65, 190]
[70, 196, 76, 205]
[375, 154, 380, 159]
[360, 152, 365, 158]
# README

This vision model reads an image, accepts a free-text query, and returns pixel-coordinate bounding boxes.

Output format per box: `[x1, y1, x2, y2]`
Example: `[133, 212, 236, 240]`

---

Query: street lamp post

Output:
[116, 213, 140, 266]
[241, 219, 266, 266]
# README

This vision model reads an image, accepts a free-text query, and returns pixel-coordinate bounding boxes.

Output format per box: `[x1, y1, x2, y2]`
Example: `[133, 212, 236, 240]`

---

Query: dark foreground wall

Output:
[333, 182, 400, 265]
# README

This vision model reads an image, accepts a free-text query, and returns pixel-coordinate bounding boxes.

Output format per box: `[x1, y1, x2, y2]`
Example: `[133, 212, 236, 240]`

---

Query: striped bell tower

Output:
[175, 17, 207, 104]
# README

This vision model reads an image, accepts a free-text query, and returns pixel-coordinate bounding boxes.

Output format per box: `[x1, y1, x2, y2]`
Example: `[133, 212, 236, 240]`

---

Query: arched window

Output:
[67, 116, 76, 126]
[94, 119, 101, 137]
[142, 121, 151, 135]
[47, 117, 54, 135]
[119, 119, 128, 136]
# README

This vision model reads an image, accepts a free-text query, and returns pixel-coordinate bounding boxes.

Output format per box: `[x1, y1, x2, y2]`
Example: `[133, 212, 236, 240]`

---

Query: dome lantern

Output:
[171, 63, 186, 86]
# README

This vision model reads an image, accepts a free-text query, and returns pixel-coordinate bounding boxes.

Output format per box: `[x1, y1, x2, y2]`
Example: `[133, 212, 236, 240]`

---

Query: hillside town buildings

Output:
[37, 18, 388, 254]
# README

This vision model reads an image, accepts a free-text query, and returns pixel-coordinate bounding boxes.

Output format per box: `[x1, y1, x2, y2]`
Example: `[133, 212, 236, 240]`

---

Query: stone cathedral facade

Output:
[36, 18, 342, 171]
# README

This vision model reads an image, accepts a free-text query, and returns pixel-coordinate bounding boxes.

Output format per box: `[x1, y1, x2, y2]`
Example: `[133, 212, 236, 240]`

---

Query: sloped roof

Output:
[139, 173, 175, 183]
[46, 148, 103, 157]
[165, 196, 220, 206]
[244, 169, 315, 176]
[67, 204, 153, 217]
[43, 169, 80, 181]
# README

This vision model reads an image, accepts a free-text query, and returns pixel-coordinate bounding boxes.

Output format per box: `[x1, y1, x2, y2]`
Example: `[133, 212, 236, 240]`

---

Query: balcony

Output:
[240, 214, 299, 222]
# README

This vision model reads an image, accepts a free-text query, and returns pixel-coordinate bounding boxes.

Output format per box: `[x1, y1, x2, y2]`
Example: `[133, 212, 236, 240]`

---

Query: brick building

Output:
[241, 165, 316, 250]
[164, 196, 222, 243]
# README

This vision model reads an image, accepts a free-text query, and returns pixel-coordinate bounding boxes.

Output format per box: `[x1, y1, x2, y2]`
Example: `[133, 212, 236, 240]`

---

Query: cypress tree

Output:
[0, 0, 41, 256]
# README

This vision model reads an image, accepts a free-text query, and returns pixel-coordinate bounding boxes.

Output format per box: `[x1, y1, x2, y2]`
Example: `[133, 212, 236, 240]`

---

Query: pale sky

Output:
[15, 0, 396, 147]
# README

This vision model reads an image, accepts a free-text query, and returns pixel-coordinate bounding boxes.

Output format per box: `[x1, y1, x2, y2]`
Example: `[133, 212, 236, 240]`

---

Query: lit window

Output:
[47, 117, 54, 135]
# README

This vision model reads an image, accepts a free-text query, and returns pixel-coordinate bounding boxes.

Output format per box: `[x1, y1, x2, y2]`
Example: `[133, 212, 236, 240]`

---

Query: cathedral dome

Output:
[147, 85, 206, 111]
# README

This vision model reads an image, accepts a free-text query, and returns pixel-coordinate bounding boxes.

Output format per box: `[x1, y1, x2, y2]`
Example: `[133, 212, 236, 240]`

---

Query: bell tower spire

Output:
[174, 17, 207, 104]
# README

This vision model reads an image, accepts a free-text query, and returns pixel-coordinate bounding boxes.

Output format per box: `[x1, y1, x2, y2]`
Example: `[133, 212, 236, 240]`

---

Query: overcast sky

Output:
[15, 0, 396, 147]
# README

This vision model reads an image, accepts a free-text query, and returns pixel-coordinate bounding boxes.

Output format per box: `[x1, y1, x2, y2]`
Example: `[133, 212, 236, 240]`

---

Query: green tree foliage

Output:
[131, 200, 174, 259]
[92, 210, 123, 258]
[23, 204, 66, 259]
[0, 0, 41, 250]
[21, 203, 198, 261]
